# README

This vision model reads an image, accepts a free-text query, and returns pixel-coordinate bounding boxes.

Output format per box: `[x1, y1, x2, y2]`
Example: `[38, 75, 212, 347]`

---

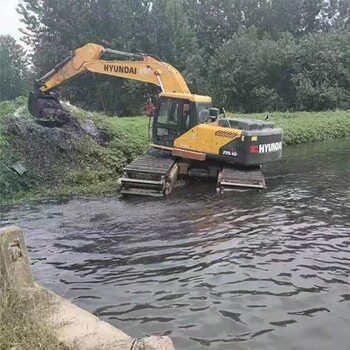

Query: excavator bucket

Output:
[28, 91, 71, 126]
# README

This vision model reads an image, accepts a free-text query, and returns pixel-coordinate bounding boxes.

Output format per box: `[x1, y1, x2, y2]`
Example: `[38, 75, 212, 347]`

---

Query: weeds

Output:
[0, 287, 69, 350]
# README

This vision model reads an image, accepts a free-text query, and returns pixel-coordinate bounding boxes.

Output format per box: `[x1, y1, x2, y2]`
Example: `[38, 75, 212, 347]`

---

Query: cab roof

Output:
[160, 92, 212, 103]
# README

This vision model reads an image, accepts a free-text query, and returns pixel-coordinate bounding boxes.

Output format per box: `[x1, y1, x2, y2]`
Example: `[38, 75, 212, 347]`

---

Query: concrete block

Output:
[135, 335, 176, 350]
[46, 286, 135, 349]
[46, 286, 175, 350]
[0, 226, 34, 288]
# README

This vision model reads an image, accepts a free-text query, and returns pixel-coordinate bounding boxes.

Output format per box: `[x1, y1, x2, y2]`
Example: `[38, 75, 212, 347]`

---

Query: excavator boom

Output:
[36, 43, 105, 92]
[38, 45, 191, 94]
[29, 43, 192, 121]
[82, 59, 190, 94]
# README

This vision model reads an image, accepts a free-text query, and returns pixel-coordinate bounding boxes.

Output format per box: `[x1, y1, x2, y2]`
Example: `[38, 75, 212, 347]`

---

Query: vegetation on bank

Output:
[1, 98, 350, 204]
[0, 287, 69, 350]
[0, 98, 149, 204]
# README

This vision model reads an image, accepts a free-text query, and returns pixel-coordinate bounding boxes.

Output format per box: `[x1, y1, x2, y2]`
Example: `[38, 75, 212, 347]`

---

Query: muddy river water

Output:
[1, 139, 350, 350]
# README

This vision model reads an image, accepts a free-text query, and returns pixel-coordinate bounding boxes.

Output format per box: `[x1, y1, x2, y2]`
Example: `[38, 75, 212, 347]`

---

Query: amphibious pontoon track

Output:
[217, 166, 266, 192]
[120, 148, 178, 197]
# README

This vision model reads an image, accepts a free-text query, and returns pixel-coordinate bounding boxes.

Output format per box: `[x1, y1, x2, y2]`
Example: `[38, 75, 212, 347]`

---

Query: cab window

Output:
[154, 98, 192, 146]
[157, 101, 172, 124]
[157, 100, 179, 126]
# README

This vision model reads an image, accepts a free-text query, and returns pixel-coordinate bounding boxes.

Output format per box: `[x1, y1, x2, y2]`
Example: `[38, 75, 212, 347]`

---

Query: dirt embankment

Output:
[0, 98, 149, 202]
[6, 113, 109, 182]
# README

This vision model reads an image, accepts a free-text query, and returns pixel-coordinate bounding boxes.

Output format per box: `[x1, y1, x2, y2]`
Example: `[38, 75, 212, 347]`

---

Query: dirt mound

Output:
[0, 98, 149, 201]
[4, 112, 110, 188]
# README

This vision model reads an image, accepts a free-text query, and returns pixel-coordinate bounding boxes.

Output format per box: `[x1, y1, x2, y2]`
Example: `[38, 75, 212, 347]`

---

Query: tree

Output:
[292, 31, 350, 110]
[0, 35, 28, 101]
[17, 0, 155, 114]
[16, 0, 350, 113]
[320, 0, 350, 31]
[209, 30, 296, 112]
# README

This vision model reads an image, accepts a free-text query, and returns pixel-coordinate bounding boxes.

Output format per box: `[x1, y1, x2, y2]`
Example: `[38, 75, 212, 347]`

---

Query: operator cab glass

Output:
[153, 97, 212, 147]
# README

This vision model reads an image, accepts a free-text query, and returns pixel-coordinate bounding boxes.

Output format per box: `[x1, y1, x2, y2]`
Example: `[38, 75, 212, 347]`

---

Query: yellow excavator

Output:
[28, 43, 283, 196]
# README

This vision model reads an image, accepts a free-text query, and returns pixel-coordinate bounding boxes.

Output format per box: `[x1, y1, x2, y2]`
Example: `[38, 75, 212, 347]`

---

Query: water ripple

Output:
[1, 139, 350, 350]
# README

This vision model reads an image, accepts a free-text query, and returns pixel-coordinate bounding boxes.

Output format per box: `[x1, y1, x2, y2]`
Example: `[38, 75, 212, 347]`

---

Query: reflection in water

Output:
[1, 139, 350, 350]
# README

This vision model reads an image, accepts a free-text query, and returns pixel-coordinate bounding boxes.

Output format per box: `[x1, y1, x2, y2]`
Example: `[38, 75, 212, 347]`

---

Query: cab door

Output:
[153, 97, 191, 147]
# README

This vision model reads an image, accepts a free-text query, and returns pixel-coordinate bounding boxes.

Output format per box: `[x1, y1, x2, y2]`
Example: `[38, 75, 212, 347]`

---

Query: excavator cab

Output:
[152, 93, 212, 147]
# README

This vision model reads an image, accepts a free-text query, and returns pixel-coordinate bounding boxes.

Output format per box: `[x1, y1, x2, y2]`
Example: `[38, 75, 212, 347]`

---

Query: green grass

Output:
[0, 96, 32, 120]
[0, 287, 71, 350]
[0, 98, 37, 202]
[53, 113, 150, 198]
[1, 97, 350, 204]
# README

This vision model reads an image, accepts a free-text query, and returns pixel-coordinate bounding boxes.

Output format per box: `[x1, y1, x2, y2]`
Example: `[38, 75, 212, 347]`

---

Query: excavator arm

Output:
[29, 43, 191, 120]
[38, 43, 190, 94]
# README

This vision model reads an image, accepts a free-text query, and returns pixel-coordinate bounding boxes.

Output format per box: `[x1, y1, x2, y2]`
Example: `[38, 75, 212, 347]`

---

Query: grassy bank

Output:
[1, 98, 350, 203]
[0, 287, 69, 350]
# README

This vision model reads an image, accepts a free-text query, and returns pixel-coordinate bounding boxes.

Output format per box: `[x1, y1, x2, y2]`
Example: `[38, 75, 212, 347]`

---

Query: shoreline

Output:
[2, 98, 350, 204]
[0, 226, 175, 350]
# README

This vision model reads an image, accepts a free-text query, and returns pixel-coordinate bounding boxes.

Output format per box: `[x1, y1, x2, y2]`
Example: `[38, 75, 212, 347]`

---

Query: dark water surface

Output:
[1, 139, 350, 350]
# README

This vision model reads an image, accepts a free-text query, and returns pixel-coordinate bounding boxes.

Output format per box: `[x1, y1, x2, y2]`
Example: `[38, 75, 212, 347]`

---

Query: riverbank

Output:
[0, 287, 69, 350]
[3, 140, 349, 350]
[1, 97, 350, 203]
[0, 97, 149, 204]
[0, 226, 175, 350]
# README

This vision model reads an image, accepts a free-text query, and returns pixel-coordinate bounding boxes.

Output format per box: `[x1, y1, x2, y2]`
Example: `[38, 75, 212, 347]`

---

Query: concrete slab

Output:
[0, 226, 34, 288]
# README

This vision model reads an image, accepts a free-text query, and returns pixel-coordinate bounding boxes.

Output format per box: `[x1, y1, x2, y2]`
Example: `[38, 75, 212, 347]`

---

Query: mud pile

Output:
[1, 102, 111, 200]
